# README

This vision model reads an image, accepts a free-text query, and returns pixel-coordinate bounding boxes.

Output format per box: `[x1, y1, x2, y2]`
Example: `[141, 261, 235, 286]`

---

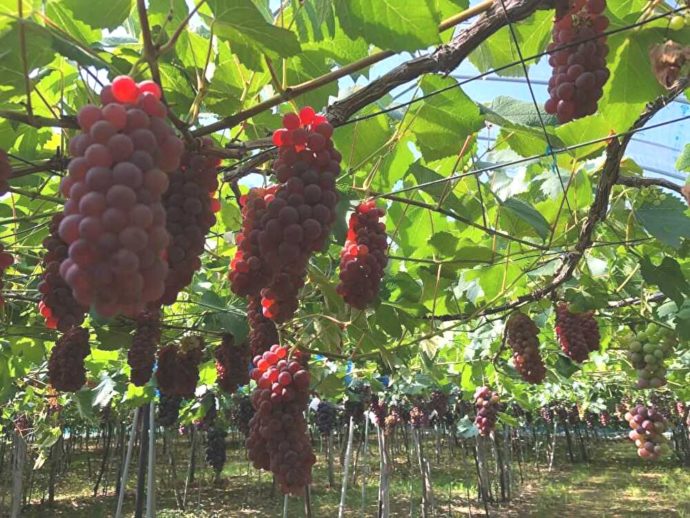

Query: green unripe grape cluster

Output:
[621, 323, 676, 389]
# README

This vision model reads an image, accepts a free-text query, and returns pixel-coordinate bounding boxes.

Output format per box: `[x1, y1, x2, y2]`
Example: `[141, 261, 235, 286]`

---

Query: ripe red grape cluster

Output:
[474, 386, 500, 436]
[156, 336, 204, 397]
[0, 242, 14, 308]
[228, 107, 341, 323]
[370, 398, 387, 427]
[246, 345, 316, 495]
[544, 0, 610, 123]
[0, 149, 11, 195]
[599, 410, 611, 427]
[215, 333, 250, 394]
[555, 303, 600, 363]
[38, 214, 88, 330]
[315, 401, 338, 435]
[60, 76, 183, 318]
[159, 146, 220, 305]
[625, 404, 668, 460]
[429, 391, 449, 424]
[247, 296, 279, 357]
[48, 326, 90, 392]
[621, 323, 675, 389]
[205, 424, 228, 475]
[157, 394, 183, 427]
[506, 312, 546, 384]
[384, 406, 402, 434]
[128, 310, 161, 386]
[410, 405, 430, 428]
[336, 200, 387, 309]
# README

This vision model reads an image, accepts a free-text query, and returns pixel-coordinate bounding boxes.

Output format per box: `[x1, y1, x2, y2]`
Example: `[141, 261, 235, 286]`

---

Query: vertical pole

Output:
[338, 416, 355, 518]
[146, 402, 156, 518]
[115, 409, 140, 518]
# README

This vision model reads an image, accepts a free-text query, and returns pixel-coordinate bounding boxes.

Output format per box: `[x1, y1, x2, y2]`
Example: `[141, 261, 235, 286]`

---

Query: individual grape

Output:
[158, 145, 219, 306]
[48, 327, 90, 392]
[128, 310, 161, 386]
[205, 424, 228, 475]
[156, 336, 204, 397]
[315, 401, 338, 435]
[246, 345, 315, 495]
[215, 333, 250, 394]
[544, 1, 610, 123]
[158, 394, 183, 428]
[555, 303, 599, 363]
[336, 200, 388, 309]
[61, 76, 182, 318]
[474, 386, 499, 436]
[625, 404, 668, 460]
[506, 312, 547, 384]
[228, 107, 341, 323]
[621, 323, 676, 389]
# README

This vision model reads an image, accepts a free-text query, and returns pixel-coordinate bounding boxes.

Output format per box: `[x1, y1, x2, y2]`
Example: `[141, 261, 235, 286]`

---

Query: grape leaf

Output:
[635, 197, 690, 249]
[500, 197, 550, 240]
[62, 0, 133, 30]
[640, 256, 690, 306]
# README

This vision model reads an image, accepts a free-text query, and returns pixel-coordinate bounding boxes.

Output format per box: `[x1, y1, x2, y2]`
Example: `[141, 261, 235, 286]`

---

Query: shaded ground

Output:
[6, 432, 690, 517]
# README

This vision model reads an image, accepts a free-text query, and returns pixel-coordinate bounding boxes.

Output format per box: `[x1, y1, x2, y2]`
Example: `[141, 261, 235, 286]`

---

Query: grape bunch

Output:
[156, 336, 204, 397]
[38, 214, 88, 330]
[196, 391, 218, 431]
[248, 296, 279, 357]
[384, 406, 402, 435]
[0, 148, 11, 196]
[0, 243, 13, 308]
[410, 405, 430, 428]
[128, 310, 161, 387]
[159, 147, 220, 305]
[228, 107, 341, 323]
[621, 323, 676, 389]
[158, 394, 183, 428]
[555, 303, 600, 363]
[59, 76, 183, 318]
[506, 312, 547, 384]
[336, 200, 387, 309]
[48, 326, 90, 392]
[474, 387, 500, 436]
[545, 0, 610, 123]
[215, 333, 250, 394]
[585, 412, 597, 429]
[315, 401, 338, 436]
[343, 384, 371, 423]
[625, 404, 668, 460]
[205, 424, 228, 474]
[245, 345, 315, 495]
[429, 391, 449, 424]
[540, 405, 555, 425]
[599, 410, 611, 427]
[370, 398, 387, 427]
[232, 395, 255, 437]
[676, 401, 688, 420]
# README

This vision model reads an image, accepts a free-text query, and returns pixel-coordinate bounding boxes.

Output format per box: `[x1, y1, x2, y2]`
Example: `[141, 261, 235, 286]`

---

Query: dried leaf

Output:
[649, 40, 690, 89]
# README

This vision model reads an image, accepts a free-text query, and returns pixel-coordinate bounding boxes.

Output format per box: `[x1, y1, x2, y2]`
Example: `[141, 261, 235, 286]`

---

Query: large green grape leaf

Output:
[46, 1, 100, 46]
[333, 106, 393, 170]
[469, 9, 552, 77]
[0, 23, 55, 97]
[607, 0, 647, 23]
[640, 256, 690, 307]
[500, 197, 550, 240]
[207, 0, 301, 59]
[410, 76, 484, 162]
[62, 0, 133, 30]
[635, 197, 690, 249]
[335, 0, 441, 52]
[285, 47, 338, 111]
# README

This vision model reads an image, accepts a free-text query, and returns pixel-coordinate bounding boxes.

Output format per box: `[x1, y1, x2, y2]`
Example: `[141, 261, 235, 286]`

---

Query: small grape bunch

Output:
[625, 404, 668, 460]
[156, 336, 205, 397]
[215, 333, 250, 394]
[555, 303, 600, 363]
[0, 242, 14, 307]
[410, 405, 430, 428]
[158, 394, 183, 428]
[599, 410, 611, 427]
[506, 312, 546, 384]
[48, 326, 90, 392]
[315, 401, 338, 436]
[621, 323, 676, 389]
[474, 386, 500, 436]
[205, 423, 228, 475]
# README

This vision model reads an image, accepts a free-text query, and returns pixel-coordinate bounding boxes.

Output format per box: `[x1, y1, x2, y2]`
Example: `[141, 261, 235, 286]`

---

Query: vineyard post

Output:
[338, 415, 355, 518]
[146, 402, 156, 518]
[10, 431, 25, 518]
[115, 409, 140, 518]
[134, 405, 150, 518]
[361, 415, 369, 514]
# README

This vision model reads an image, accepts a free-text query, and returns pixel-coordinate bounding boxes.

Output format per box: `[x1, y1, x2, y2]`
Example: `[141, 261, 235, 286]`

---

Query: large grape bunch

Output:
[545, 0, 610, 123]
[59, 76, 183, 318]
[621, 323, 676, 389]
[48, 326, 90, 392]
[246, 345, 315, 495]
[228, 107, 341, 323]
[0, 242, 13, 308]
[156, 336, 204, 397]
[315, 401, 338, 436]
[555, 303, 600, 362]
[38, 214, 88, 331]
[205, 424, 228, 475]
[158, 146, 220, 305]
[248, 296, 279, 357]
[474, 386, 499, 436]
[506, 312, 546, 384]
[158, 394, 183, 428]
[0, 148, 11, 196]
[215, 333, 250, 394]
[128, 310, 161, 386]
[336, 200, 387, 309]
[626, 404, 668, 460]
